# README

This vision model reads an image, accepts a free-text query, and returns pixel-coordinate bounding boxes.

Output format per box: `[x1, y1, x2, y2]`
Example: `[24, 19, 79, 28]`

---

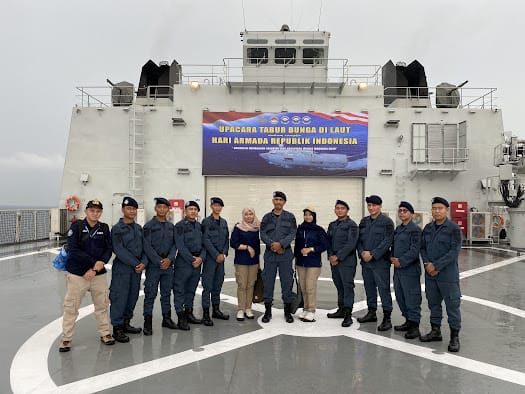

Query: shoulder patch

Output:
[67, 229, 73, 237]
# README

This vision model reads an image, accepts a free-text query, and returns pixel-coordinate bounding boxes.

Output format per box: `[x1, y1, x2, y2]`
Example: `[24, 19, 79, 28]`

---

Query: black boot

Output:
[177, 311, 190, 331]
[212, 304, 230, 320]
[357, 309, 377, 323]
[123, 319, 142, 334]
[162, 311, 178, 329]
[185, 308, 203, 324]
[113, 325, 130, 343]
[394, 319, 410, 332]
[377, 311, 392, 331]
[262, 303, 272, 323]
[143, 315, 153, 336]
[404, 321, 421, 339]
[284, 303, 294, 323]
[448, 328, 460, 352]
[341, 307, 353, 327]
[327, 304, 345, 319]
[202, 308, 214, 326]
[420, 325, 442, 342]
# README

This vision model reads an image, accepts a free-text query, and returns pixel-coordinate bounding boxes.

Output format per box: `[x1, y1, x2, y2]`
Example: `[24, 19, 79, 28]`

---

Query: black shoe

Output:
[143, 315, 153, 336]
[59, 340, 71, 353]
[177, 311, 190, 331]
[341, 307, 353, 327]
[377, 311, 392, 331]
[113, 325, 130, 343]
[162, 312, 178, 329]
[212, 304, 230, 320]
[394, 320, 410, 331]
[420, 325, 442, 342]
[357, 309, 377, 323]
[185, 308, 203, 324]
[202, 308, 214, 326]
[448, 328, 460, 352]
[404, 321, 421, 339]
[123, 319, 142, 334]
[284, 304, 294, 323]
[262, 303, 272, 323]
[327, 305, 345, 319]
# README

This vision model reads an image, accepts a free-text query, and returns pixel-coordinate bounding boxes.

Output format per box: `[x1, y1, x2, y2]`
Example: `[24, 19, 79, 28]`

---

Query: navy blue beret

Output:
[210, 197, 224, 206]
[154, 197, 170, 207]
[398, 201, 414, 214]
[86, 199, 103, 209]
[184, 200, 200, 211]
[335, 200, 350, 210]
[431, 196, 449, 207]
[122, 196, 138, 209]
[366, 195, 383, 205]
[273, 191, 287, 201]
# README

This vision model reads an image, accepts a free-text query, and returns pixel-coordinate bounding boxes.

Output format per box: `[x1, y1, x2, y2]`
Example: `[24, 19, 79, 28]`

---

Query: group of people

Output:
[58, 191, 463, 355]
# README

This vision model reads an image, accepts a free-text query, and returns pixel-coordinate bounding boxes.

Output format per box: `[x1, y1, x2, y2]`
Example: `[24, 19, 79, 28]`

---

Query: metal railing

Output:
[412, 147, 470, 172]
[0, 209, 51, 245]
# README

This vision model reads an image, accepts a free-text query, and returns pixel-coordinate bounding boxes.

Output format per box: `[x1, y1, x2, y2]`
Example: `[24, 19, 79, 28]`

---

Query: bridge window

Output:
[275, 48, 296, 64]
[247, 48, 268, 64]
[303, 48, 324, 64]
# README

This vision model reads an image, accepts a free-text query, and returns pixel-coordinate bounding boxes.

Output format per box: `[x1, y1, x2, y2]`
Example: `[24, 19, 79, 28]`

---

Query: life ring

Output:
[66, 196, 81, 212]
[492, 214, 504, 229]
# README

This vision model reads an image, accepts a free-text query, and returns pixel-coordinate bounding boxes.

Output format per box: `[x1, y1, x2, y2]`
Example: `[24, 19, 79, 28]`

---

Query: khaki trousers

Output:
[296, 266, 321, 312]
[62, 273, 110, 341]
[235, 264, 259, 310]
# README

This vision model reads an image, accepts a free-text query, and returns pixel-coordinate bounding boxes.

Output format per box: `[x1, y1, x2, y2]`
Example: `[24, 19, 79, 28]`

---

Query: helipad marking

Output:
[0, 248, 59, 262]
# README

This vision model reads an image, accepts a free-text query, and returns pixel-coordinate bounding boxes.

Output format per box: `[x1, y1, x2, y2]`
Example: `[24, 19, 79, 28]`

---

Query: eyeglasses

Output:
[397, 208, 410, 213]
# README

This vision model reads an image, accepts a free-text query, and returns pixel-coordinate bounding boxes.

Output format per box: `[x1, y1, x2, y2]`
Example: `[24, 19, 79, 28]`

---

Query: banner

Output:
[202, 112, 368, 176]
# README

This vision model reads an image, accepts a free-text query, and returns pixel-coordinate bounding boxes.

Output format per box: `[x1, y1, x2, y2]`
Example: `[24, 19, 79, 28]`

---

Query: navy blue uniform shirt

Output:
[294, 222, 328, 267]
[143, 217, 177, 268]
[174, 218, 206, 264]
[230, 226, 260, 265]
[357, 213, 395, 265]
[391, 220, 422, 276]
[260, 210, 297, 260]
[327, 217, 359, 264]
[202, 215, 229, 259]
[111, 219, 148, 274]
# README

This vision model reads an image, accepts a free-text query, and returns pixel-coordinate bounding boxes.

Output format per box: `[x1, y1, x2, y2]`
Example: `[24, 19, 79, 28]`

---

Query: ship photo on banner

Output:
[202, 112, 368, 176]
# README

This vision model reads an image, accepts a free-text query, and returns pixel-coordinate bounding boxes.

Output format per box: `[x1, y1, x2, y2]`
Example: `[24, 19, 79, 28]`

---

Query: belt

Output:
[191, 251, 201, 255]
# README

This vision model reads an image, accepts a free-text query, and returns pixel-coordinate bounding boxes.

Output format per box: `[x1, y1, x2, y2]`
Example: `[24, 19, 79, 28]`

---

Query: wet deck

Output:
[3, 244, 525, 393]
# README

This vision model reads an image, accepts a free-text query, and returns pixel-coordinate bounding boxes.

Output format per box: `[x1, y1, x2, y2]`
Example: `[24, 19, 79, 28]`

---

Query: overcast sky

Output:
[0, 0, 523, 207]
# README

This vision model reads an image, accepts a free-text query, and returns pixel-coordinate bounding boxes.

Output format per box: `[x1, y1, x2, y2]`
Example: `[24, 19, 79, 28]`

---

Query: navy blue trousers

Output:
[330, 259, 357, 308]
[201, 259, 225, 308]
[262, 259, 293, 304]
[109, 271, 141, 326]
[143, 266, 173, 316]
[393, 272, 422, 323]
[425, 279, 461, 330]
[362, 265, 393, 312]
[173, 258, 201, 313]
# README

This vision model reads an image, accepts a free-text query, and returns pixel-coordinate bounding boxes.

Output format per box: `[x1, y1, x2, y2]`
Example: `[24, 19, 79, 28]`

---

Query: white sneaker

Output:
[245, 309, 255, 319]
[236, 310, 245, 321]
[298, 309, 307, 319]
[303, 312, 316, 322]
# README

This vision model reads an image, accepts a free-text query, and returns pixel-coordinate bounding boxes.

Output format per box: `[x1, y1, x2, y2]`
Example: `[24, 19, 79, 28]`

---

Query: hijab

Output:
[235, 207, 260, 232]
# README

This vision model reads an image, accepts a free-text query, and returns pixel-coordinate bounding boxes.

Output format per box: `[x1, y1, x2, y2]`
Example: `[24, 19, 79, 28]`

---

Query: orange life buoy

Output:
[492, 214, 504, 229]
[66, 196, 81, 211]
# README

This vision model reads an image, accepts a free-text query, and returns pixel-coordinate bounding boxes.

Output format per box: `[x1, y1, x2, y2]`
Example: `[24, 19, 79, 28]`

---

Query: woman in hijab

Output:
[294, 206, 328, 322]
[230, 208, 261, 321]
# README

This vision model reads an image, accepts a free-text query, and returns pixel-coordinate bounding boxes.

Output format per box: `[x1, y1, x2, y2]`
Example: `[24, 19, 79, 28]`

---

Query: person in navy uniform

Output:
[201, 197, 230, 326]
[357, 195, 395, 331]
[59, 199, 114, 352]
[142, 197, 178, 335]
[420, 197, 462, 352]
[326, 200, 359, 327]
[173, 201, 206, 330]
[390, 201, 422, 339]
[294, 206, 328, 322]
[109, 197, 147, 343]
[260, 191, 297, 323]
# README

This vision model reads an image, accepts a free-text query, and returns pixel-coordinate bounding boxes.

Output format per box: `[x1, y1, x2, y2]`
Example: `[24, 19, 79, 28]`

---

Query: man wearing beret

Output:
[260, 191, 297, 323]
[173, 201, 206, 330]
[59, 199, 114, 352]
[390, 201, 422, 339]
[327, 200, 360, 327]
[201, 197, 230, 326]
[109, 197, 147, 342]
[357, 195, 395, 331]
[142, 197, 178, 335]
[420, 197, 462, 352]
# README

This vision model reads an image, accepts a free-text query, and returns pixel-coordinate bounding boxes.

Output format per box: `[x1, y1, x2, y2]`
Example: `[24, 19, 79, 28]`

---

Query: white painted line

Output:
[460, 255, 525, 279]
[462, 295, 525, 319]
[0, 248, 59, 262]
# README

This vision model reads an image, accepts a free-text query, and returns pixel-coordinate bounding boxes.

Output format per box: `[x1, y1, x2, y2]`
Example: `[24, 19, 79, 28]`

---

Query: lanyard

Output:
[84, 223, 101, 239]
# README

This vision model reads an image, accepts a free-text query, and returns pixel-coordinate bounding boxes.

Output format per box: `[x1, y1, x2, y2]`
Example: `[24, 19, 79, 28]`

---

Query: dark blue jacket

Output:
[260, 210, 297, 261]
[202, 215, 229, 260]
[391, 220, 421, 277]
[143, 217, 177, 268]
[420, 219, 462, 283]
[230, 226, 260, 265]
[111, 219, 148, 274]
[66, 219, 112, 276]
[357, 213, 395, 267]
[294, 222, 328, 267]
[174, 218, 206, 264]
[327, 217, 359, 265]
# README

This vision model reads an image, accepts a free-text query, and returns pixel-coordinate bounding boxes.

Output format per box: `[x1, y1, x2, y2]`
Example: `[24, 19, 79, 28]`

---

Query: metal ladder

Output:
[129, 105, 145, 207]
